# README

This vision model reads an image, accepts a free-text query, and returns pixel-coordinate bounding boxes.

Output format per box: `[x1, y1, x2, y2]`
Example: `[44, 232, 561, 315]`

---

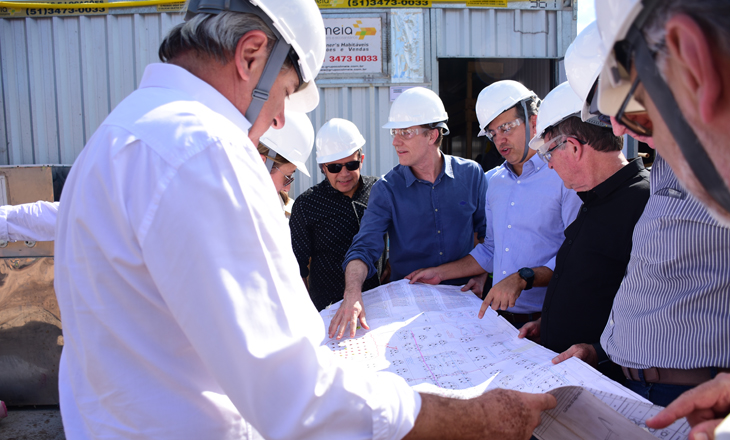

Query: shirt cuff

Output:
[369, 372, 421, 440]
[469, 243, 493, 273]
[0, 207, 9, 243]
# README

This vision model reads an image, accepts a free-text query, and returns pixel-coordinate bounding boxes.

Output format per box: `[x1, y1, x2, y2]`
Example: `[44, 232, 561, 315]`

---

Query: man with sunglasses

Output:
[406, 81, 581, 330]
[329, 87, 488, 340]
[518, 81, 650, 384]
[290, 118, 383, 311]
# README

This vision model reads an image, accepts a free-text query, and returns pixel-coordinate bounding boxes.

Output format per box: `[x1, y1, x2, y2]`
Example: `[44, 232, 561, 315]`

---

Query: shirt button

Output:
[582, 207, 588, 213]
[432, 186, 435, 190]
[439, 252, 443, 255]
[505, 248, 509, 252]
[517, 180, 521, 184]
[610, 319, 614, 326]
[508, 225, 512, 228]
[435, 208, 438, 212]
[511, 202, 515, 206]
[554, 273, 560, 279]
[502, 271, 507, 275]
[567, 240, 573, 245]
[437, 230, 441, 234]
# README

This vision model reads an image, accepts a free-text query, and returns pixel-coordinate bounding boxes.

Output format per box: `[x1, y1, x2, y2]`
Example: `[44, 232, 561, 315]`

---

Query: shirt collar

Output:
[404, 153, 452, 187]
[578, 158, 645, 202]
[504, 153, 543, 178]
[139, 63, 252, 133]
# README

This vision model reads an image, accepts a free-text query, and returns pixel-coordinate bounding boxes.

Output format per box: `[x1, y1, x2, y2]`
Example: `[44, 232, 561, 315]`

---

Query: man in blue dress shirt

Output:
[407, 81, 581, 329]
[328, 87, 488, 339]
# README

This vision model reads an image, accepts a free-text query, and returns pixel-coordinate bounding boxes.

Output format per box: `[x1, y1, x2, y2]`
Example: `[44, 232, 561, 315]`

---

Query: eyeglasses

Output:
[324, 160, 361, 174]
[485, 118, 522, 142]
[390, 127, 430, 140]
[615, 77, 652, 137]
[271, 164, 295, 186]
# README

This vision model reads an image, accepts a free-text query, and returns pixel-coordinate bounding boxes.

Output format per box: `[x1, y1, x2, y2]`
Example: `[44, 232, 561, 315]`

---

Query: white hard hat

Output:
[529, 82, 583, 151]
[185, 0, 325, 119]
[593, 0, 645, 116]
[316, 118, 366, 164]
[475, 80, 536, 136]
[260, 111, 315, 176]
[382, 87, 449, 131]
[565, 22, 609, 122]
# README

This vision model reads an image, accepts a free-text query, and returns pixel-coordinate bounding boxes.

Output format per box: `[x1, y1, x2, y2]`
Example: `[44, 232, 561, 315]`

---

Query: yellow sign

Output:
[0, 0, 106, 17]
[465, 0, 508, 7]
[317, 0, 431, 8]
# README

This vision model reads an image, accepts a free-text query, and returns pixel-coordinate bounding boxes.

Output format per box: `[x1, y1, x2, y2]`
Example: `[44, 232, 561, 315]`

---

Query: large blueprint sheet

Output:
[320, 280, 690, 439]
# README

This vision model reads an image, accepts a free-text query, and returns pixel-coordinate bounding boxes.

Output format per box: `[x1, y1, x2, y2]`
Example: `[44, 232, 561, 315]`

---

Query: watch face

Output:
[519, 267, 534, 279]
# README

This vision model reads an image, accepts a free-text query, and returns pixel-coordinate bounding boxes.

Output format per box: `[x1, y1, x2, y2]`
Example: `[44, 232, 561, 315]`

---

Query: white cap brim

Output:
[286, 80, 320, 113]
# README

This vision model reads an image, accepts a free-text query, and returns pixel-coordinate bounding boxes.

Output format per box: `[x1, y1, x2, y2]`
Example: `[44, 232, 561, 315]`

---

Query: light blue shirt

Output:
[601, 155, 730, 369]
[471, 154, 581, 314]
[344, 154, 487, 283]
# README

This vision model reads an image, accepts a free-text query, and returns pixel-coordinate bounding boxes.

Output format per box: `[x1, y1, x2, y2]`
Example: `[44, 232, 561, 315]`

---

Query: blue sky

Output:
[577, 0, 596, 34]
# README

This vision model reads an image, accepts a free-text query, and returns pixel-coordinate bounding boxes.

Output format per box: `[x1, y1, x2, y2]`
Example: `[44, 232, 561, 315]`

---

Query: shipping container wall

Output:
[0, 5, 575, 198]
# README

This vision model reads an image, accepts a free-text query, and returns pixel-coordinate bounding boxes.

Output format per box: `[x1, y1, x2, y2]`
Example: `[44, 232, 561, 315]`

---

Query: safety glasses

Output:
[389, 127, 430, 140]
[271, 164, 295, 186]
[537, 135, 568, 164]
[324, 160, 361, 174]
[485, 118, 522, 142]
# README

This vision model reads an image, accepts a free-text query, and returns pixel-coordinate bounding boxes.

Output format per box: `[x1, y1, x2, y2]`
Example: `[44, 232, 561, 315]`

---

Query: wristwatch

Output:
[518, 267, 535, 290]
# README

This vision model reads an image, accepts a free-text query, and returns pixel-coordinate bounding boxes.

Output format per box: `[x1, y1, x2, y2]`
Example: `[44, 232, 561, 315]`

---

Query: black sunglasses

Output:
[324, 160, 361, 174]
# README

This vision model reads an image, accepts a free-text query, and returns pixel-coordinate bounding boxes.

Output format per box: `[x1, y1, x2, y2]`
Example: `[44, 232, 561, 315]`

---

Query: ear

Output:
[663, 14, 723, 125]
[428, 128, 439, 146]
[234, 30, 271, 83]
[529, 114, 538, 137]
[569, 138, 584, 161]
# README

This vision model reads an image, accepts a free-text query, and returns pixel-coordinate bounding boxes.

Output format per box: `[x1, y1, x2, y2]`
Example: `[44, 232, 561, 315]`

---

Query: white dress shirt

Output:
[54, 63, 420, 440]
[0, 201, 59, 242]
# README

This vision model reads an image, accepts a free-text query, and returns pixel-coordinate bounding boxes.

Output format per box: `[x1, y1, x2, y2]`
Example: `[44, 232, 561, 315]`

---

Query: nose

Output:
[270, 109, 286, 130]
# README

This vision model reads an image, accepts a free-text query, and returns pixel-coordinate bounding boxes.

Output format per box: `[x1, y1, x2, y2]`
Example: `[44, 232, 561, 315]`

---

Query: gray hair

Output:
[642, 0, 730, 74]
[159, 12, 277, 64]
[512, 95, 541, 121]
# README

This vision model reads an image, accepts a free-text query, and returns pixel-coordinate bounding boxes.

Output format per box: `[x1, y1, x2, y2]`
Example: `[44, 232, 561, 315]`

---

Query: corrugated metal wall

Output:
[0, 6, 575, 198]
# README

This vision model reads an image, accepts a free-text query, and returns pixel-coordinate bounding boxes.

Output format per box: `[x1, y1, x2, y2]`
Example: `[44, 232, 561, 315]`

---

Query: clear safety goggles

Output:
[537, 135, 569, 164]
[484, 118, 522, 142]
[390, 127, 431, 140]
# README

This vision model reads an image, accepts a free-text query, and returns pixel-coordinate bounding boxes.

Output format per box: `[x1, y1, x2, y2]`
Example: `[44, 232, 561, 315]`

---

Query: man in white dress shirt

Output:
[52, 0, 555, 439]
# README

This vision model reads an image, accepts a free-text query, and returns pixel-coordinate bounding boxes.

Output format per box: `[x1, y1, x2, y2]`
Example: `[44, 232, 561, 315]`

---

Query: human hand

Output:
[479, 274, 524, 318]
[404, 389, 556, 440]
[518, 318, 541, 343]
[462, 272, 489, 299]
[472, 389, 557, 440]
[552, 343, 598, 368]
[327, 290, 369, 339]
[405, 267, 443, 285]
[646, 373, 730, 440]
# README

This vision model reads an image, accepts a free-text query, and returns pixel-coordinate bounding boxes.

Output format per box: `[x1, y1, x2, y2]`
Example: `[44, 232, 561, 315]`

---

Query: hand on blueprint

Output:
[328, 290, 370, 339]
[460, 272, 489, 299]
[552, 343, 598, 368]
[517, 318, 541, 343]
[405, 267, 444, 285]
[404, 389, 556, 440]
[646, 373, 730, 440]
[479, 273, 523, 317]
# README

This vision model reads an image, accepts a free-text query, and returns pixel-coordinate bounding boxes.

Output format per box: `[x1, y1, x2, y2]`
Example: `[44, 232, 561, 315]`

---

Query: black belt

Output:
[622, 366, 730, 386]
[497, 310, 541, 324]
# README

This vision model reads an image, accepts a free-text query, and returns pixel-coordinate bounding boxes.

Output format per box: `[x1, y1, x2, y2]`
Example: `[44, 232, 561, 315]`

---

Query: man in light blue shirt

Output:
[328, 87, 487, 339]
[408, 81, 581, 327]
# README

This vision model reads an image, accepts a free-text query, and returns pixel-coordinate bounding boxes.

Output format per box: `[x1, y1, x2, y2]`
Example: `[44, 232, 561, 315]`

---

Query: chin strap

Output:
[519, 100, 530, 163]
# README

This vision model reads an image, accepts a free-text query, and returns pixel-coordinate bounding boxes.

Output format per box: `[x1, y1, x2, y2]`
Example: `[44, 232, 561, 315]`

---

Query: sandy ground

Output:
[0, 406, 65, 440]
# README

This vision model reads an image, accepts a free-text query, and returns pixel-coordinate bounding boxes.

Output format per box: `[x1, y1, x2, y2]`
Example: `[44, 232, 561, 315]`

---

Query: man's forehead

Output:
[487, 107, 519, 130]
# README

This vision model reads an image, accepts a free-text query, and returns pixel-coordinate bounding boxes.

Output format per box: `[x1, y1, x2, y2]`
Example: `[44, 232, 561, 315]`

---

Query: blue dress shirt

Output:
[344, 154, 487, 283]
[470, 154, 581, 314]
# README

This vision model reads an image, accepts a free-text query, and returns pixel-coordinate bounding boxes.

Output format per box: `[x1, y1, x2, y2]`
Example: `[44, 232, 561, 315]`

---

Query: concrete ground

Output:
[0, 406, 65, 440]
